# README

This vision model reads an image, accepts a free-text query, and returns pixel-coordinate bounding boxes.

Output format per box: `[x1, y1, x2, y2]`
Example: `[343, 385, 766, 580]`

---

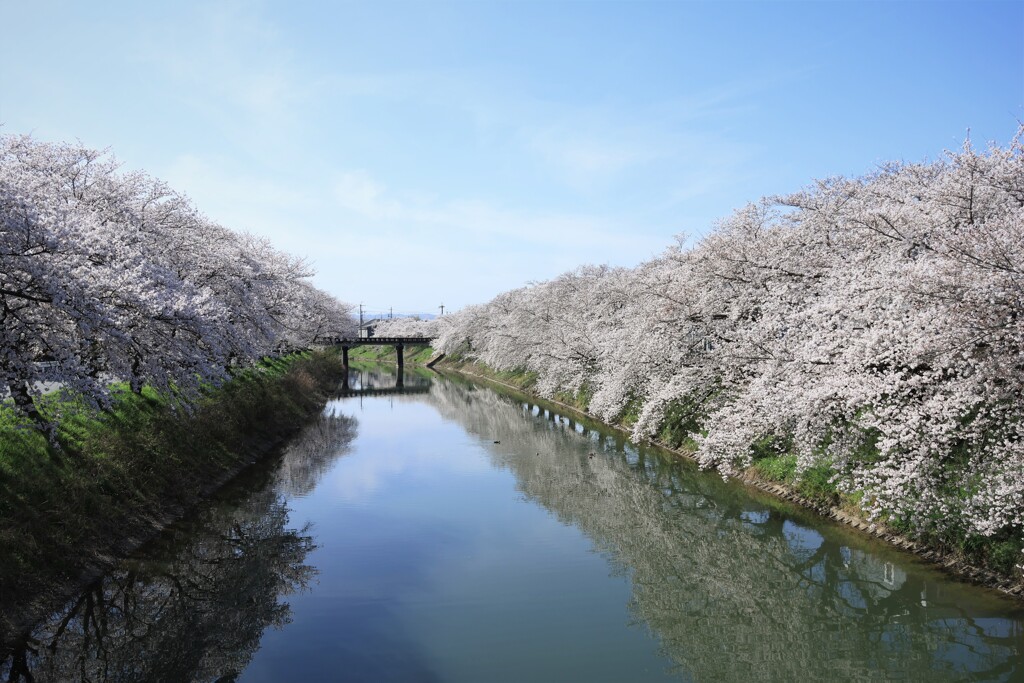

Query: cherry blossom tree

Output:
[365, 316, 437, 339]
[434, 131, 1024, 546]
[0, 134, 355, 426]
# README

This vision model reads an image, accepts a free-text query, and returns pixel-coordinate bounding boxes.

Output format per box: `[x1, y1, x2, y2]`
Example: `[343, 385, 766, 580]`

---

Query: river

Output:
[3, 367, 1022, 682]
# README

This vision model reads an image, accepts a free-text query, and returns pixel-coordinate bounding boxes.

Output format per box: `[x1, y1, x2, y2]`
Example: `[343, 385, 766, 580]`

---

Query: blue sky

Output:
[2, 1, 1021, 314]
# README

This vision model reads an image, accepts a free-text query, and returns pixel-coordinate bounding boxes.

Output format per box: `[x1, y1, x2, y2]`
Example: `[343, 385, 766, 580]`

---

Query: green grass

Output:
[553, 383, 594, 412]
[753, 453, 798, 482]
[346, 344, 434, 365]
[493, 367, 539, 389]
[407, 346, 436, 364]
[985, 538, 1024, 575]
[750, 450, 839, 504]
[797, 463, 839, 501]
[434, 354, 539, 391]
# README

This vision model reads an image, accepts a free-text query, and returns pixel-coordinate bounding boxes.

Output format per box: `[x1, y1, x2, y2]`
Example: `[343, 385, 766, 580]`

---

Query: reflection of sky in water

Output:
[245, 379, 684, 683]
[740, 510, 769, 525]
[321, 399, 493, 504]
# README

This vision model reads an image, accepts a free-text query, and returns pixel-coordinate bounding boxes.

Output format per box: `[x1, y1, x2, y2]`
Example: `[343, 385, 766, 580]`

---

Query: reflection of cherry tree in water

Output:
[274, 410, 358, 497]
[1, 411, 358, 682]
[0, 489, 306, 682]
[425, 378, 1024, 682]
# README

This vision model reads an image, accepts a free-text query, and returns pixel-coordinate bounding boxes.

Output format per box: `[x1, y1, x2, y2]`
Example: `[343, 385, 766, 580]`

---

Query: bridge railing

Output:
[320, 336, 436, 345]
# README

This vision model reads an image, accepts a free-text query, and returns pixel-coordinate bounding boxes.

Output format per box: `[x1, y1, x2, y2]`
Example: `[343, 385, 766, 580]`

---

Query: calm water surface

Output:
[4, 368, 1022, 682]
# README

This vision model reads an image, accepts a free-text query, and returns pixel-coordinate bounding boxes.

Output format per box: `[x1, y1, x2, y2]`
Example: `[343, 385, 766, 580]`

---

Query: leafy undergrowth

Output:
[750, 453, 839, 504]
[0, 350, 346, 638]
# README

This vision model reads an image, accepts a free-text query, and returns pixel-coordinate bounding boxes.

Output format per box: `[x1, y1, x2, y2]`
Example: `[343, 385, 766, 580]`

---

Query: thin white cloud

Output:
[333, 171, 403, 221]
[154, 155, 663, 310]
[526, 128, 671, 190]
[331, 169, 663, 256]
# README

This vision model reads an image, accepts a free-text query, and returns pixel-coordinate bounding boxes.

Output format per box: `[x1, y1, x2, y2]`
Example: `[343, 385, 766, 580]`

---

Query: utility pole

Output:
[389, 307, 393, 319]
[359, 303, 364, 329]
[439, 303, 445, 316]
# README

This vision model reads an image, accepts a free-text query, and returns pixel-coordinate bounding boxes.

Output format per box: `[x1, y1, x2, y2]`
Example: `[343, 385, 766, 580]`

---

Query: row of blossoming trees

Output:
[389, 137, 1024, 552]
[0, 135, 355, 425]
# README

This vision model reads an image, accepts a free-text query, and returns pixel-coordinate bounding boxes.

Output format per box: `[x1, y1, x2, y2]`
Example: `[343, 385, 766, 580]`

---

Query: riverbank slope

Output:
[0, 350, 346, 639]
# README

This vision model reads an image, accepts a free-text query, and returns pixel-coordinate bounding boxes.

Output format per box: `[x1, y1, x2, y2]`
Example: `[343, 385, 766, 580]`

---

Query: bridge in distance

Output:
[321, 336, 440, 381]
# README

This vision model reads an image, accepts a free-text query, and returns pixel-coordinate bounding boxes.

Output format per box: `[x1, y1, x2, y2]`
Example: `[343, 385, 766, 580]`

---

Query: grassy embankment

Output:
[0, 349, 346, 637]
[344, 344, 434, 366]
[435, 351, 1023, 592]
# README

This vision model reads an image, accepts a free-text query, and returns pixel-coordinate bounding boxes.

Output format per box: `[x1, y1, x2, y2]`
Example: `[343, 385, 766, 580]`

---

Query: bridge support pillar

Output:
[341, 346, 351, 392]
[395, 343, 405, 387]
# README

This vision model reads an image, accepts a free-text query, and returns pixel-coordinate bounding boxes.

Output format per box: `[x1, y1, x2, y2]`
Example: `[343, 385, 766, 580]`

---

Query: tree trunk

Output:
[9, 380, 45, 428]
